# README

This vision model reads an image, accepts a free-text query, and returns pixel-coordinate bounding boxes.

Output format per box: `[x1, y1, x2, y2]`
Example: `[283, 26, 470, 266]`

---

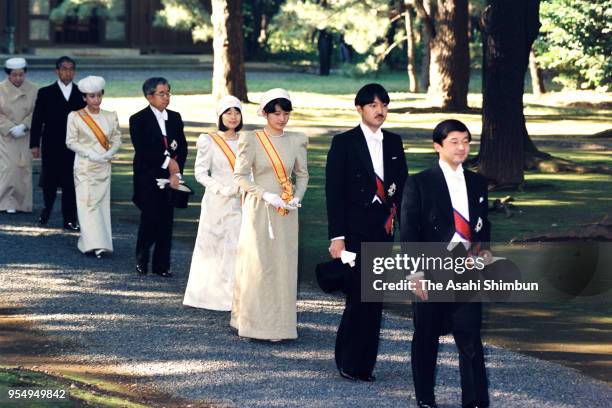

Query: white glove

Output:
[101, 151, 114, 161]
[262, 192, 287, 209]
[287, 197, 301, 209]
[87, 151, 106, 163]
[9, 124, 26, 138]
[219, 184, 240, 197]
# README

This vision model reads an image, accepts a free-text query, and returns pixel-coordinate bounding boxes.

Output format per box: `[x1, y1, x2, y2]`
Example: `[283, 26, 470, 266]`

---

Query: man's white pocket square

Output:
[392, 156, 397, 159]
[479, 196, 484, 203]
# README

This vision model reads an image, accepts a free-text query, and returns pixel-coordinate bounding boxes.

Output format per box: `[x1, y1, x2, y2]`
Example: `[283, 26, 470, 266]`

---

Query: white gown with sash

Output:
[66, 108, 121, 253]
[183, 133, 242, 311]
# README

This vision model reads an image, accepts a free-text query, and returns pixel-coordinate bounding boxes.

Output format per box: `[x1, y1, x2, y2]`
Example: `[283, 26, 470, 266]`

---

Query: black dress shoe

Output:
[39, 208, 50, 225]
[136, 264, 148, 275]
[63, 221, 80, 231]
[358, 374, 376, 382]
[338, 368, 358, 381]
[417, 401, 438, 408]
[153, 270, 173, 278]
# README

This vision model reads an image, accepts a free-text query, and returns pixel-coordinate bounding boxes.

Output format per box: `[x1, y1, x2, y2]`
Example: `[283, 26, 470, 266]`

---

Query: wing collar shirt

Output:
[150, 105, 171, 169]
[439, 159, 470, 248]
[57, 80, 73, 101]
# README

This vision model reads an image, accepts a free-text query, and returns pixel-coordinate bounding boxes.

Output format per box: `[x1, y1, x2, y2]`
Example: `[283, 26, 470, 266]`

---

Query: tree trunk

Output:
[211, 0, 248, 101]
[404, 2, 419, 92]
[529, 49, 546, 96]
[478, 0, 541, 187]
[246, 0, 263, 60]
[416, 0, 469, 110]
[317, 29, 333, 75]
[418, 0, 434, 91]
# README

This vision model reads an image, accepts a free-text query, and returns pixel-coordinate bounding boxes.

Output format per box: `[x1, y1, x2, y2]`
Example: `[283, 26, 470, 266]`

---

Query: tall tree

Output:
[478, 0, 542, 187]
[415, 0, 470, 111]
[156, 0, 248, 101]
[529, 49, 546, 96]
[211, 0, 248, 100]
[404, 1, 419, 92]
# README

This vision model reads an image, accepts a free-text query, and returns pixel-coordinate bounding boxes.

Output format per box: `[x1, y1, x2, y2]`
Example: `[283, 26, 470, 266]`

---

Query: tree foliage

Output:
[154, 0, 213, 42]
[536, 0, 611, 90]
[268, 0, 394, 73]
[49, 0, 124, 22]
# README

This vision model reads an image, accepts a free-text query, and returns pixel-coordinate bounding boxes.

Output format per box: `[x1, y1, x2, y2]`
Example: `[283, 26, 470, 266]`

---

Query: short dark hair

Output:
[218, 107, 243, 132]
[354, 83, 390, 106]
[4, 67, 27, 75]
[432, 119, 472, 145]
[55, 56, 76, 69]
[263, 98, 292, 114]
[82, 89, 105, 98]
[142, 77, 170, 96]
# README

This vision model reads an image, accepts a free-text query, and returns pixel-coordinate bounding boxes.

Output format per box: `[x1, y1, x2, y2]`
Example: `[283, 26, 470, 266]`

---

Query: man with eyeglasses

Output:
[30, 55, 86, 230]
[129, 77, 187, 277]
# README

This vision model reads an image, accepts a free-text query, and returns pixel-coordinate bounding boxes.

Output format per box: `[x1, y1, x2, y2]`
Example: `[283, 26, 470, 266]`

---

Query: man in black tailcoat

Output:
[30, 56, 86, 229]
[129, 77, 187, 277]
[325, 83, 408, 382]
[401, 119, 491, 408]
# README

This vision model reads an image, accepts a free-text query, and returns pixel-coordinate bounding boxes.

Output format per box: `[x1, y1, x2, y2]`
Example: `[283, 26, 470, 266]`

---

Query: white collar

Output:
[150, 105, 168, 120]
[359, 122, 383, 142]
[57, 80, 72, 90]
[439, 159, 464, 179]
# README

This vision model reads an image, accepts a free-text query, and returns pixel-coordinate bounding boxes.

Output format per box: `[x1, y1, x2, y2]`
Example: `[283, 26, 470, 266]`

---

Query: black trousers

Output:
[135, 199, 174, 272]
[411, 302, 489, 407]
[334, 226, 391, 377]
[42, 183, 77, 224]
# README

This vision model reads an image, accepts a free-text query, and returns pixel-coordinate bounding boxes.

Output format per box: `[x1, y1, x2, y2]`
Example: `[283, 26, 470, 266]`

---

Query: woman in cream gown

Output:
[231, 88, 308, 341]
[0, 58, 37, 213]
[65, 76, 121, 258]
[183, 96, 243, 311]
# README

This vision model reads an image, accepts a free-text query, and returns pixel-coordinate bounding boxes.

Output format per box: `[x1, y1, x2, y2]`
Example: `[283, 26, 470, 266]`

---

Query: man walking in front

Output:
[325, 83, 408, 381]
[401, 119, 490, 408]
[30, 56, 86, 229]
[130, 77, 187, 277]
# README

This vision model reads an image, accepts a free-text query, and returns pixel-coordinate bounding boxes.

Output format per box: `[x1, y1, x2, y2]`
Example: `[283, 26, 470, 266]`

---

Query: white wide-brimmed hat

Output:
[216, 95, 242, 118]
[77, 76, 105, 93]
[257, 88, 291, 117]
[4, 57, 26, 70]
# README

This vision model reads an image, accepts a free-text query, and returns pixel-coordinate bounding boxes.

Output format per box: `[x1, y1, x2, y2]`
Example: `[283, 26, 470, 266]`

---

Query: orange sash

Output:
[209, 132, 236, 171]
[77, 109, 109, 150]
[255, 130, 293, 216]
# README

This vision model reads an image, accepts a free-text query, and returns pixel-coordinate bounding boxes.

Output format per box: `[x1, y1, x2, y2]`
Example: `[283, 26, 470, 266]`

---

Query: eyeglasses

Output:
[152, 92, 171, 98]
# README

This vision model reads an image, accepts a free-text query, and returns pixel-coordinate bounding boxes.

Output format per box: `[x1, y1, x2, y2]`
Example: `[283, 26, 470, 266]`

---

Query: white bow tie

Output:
[371, 133, 383, 143]
[154, 110, 168, 121]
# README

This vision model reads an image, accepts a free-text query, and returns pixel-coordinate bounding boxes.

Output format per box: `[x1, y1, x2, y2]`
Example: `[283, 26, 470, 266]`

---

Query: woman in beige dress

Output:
[184, 95, 243, 311]
[231, 88, 309, 341]
[65, 76, 121, 258]
[0, 58, 37, 213]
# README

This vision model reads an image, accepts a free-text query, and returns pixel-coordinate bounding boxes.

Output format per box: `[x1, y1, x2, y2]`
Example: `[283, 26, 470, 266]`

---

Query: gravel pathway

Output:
[1, 194, 610, 407]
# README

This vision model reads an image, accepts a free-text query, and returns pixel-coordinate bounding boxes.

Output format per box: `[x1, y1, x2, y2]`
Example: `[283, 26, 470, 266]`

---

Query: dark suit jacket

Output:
[326, 125, 408, 242]
[30, 82, 86, 187]
[129, 106, 187, 211]
[400, 161, 490, 245]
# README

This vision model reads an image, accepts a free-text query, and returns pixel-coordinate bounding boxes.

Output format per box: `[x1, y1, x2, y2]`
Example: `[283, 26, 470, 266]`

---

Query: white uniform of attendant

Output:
[0, 58, 38, 212]
[184, 96, 243, 311]
[231, 89, 309, 340]
[65, 76, 121, 254]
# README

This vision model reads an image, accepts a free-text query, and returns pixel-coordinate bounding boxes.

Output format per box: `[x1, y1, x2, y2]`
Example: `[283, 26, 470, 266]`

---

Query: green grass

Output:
[0, 367, 147, 408]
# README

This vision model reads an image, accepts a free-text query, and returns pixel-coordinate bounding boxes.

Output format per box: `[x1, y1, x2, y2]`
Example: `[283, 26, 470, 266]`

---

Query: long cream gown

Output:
[65, 108, 121, 253]
[231, 130, 308, 340]
[183, 133, 242, 311]
[0, 79, 37, 212]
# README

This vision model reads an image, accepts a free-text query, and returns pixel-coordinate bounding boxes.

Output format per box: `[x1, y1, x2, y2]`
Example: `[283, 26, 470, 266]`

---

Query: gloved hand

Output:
[101, 151, 114, 161]
[9, 124, 26, 138]
[219, 184, 240, 197]
[287, 197, 301, 209]
[88, 151, 107, 163]
[262, 192, 287, 209]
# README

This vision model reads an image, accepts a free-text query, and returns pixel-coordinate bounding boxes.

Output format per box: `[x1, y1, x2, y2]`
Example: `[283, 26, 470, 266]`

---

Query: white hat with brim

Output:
[257, 88, 291, 117]
[78, 76, 106, 93]
[216, 95, 242, 118]
[5, 57, 26, 70]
